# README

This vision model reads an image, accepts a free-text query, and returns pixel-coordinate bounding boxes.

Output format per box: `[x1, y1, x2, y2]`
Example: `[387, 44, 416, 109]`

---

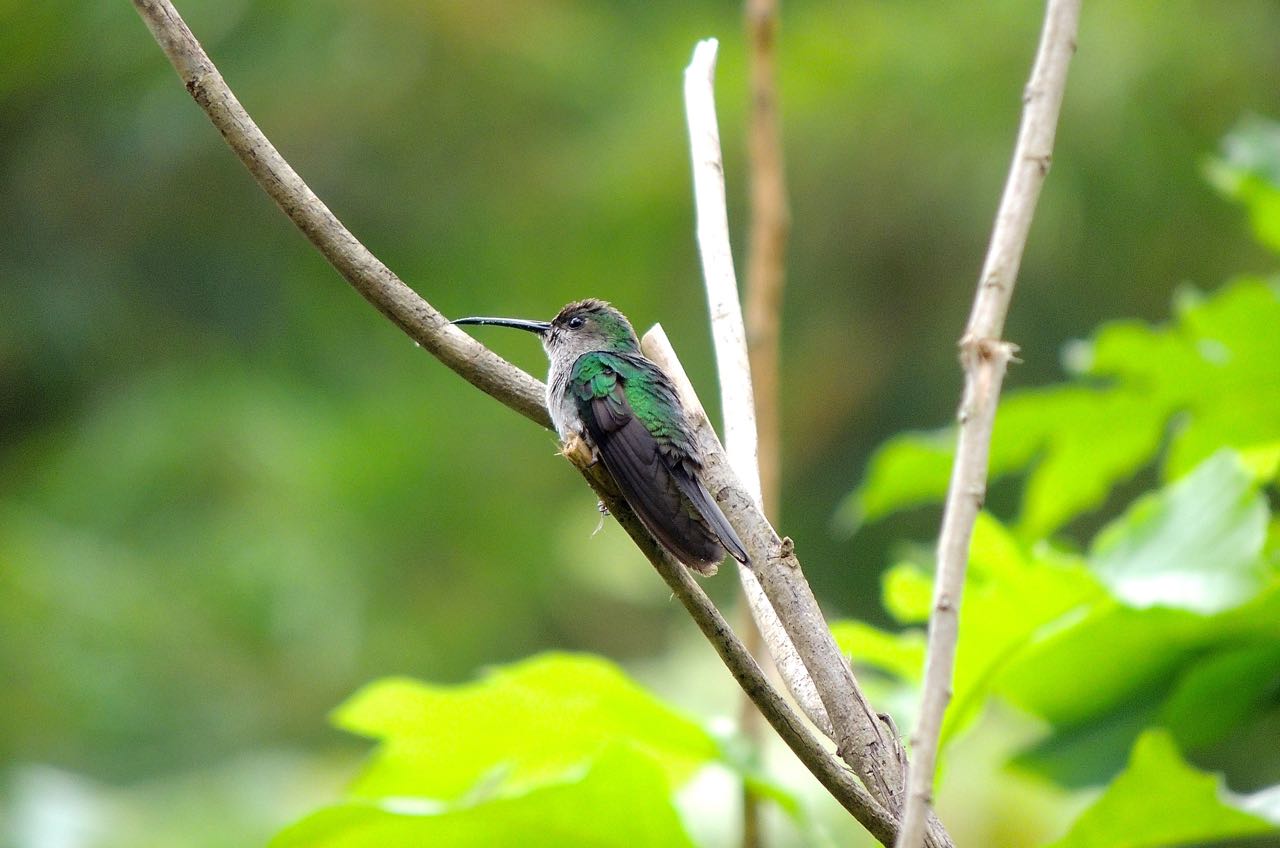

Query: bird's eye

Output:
[567, 315, 586, 329]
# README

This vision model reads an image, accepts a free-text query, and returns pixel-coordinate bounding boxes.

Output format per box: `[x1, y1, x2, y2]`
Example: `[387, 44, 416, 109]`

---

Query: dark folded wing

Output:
[666, 454, 748, 564]
[575, 354, 747, 569]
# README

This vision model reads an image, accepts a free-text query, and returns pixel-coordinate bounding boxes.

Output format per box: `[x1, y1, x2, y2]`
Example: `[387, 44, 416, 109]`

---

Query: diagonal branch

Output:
[567, 439, 898, 841]
[129, 0, 919, 842]
[894, 2, 1081, 847]
[642, 325, 830, 737]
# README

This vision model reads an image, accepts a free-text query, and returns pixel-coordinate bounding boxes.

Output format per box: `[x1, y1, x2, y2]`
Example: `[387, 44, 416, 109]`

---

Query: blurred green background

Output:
[2, 0, 1278, 845]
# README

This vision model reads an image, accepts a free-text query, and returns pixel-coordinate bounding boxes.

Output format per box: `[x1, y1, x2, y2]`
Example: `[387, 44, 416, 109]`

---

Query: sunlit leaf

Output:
[843, 514, 1105, 738]
[272, 745, 695, 848]
[1089, 451, 1270, 614]
[840, 430, 955, 531]
[831, 619, 925, 683]
[333, 653, 719, 802]
[1001, 583, 1280, 785]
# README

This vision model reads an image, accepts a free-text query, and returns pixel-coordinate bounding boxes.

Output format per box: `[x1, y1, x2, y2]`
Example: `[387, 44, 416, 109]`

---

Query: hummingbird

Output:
[452, 299, 748, 574]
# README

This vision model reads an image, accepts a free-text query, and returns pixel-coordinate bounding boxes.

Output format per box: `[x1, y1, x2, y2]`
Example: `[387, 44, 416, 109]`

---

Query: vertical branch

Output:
[744, 0, 790, 522]
[742, 2, 790, 843]
[894, 3, 1081, 848]
[684, 37, 762, 503]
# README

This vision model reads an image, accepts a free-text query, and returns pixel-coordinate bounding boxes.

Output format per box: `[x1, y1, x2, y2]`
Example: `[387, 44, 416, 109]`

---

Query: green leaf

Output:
[1089, 451, 1270, 614]
[997, 388, 1168, 539]
[272, 744, 696, 848]
[1048, 731, 1277, 848]
[333, 653, 719, 801]
[999, 583, 1280, 785]
[999, 602, 1204, 729]
[1206, 115, 1280, 252]
[1091, 280, 1280, 481]
[1159, 643, 1280, 752]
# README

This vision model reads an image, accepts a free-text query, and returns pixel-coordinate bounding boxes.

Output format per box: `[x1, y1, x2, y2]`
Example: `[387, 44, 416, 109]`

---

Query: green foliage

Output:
[8, 1, 1280, 844]
[274, 654, 725, 847]
[1048, 731, 1278, 848]
[334, 653, 718, 800]
[843, 448, 1280, 786]
[836, 251, 1280, 844]
[845, 279, 1280, 539]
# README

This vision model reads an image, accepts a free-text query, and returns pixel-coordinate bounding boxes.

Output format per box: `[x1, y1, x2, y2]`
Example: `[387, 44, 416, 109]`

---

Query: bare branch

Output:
[894, 3, 1081, 847]
[683, 28, 838, 758]
[565, 440, 898, 842]
[685, 39, 763, 509]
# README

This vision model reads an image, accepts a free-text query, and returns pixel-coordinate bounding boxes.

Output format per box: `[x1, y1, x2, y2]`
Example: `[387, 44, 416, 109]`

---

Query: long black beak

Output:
[450, 316, 551, 335]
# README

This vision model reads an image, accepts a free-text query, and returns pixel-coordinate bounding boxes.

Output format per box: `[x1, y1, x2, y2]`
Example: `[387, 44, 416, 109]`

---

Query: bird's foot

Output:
[560, 433, 599, 468]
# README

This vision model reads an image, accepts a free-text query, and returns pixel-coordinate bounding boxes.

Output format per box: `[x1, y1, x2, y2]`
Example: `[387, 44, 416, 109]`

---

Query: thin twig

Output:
[744, 0, 790, 522]
[643, 329, 953, 848]
[684, 36, 806, 848]
[128, 0, 908, 839]
[894, 3, 1081, 847]
[741, 5, 790, 842]
[685, 39, 762, 508]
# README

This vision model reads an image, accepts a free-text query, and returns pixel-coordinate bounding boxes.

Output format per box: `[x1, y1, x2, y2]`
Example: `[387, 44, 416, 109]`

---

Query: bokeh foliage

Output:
[4, 1, 1280, 846]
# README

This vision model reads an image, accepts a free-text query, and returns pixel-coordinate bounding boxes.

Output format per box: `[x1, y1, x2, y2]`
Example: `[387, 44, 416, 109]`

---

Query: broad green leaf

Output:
[272, 745, 695, 848]
[1000, 583, 1280, 785]
[333, 653, 719, 801]
[1090, 280, 1280, 481]
[999, 388, 1168, 539]
[1048, 731, 1277, 848]
[999, 602, 1204, 728]
[1090, 451, 1270, 614]
[1206, 115, 1280, 252]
